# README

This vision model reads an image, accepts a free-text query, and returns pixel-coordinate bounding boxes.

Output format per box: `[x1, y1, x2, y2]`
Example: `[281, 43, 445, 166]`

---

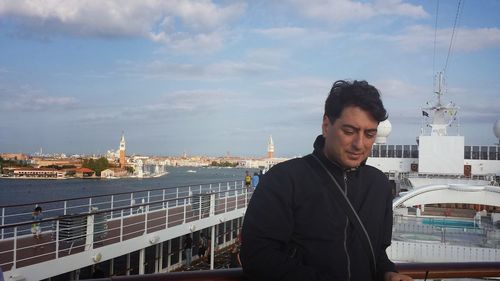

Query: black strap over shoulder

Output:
[304, 154, 377, 279]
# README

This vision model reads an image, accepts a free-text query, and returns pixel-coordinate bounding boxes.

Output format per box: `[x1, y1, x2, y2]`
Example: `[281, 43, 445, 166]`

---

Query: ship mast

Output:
[421, 72, 460, 137]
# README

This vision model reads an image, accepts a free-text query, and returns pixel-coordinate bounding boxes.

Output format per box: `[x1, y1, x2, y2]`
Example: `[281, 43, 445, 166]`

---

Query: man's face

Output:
[322, 106, 378, 169]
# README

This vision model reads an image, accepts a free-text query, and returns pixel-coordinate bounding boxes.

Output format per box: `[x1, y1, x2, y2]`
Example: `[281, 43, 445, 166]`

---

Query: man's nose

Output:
[353, 134, 364, 148]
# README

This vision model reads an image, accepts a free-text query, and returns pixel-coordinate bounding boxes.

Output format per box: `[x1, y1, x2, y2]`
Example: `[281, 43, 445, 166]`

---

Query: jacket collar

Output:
[312, 135, 365, 173]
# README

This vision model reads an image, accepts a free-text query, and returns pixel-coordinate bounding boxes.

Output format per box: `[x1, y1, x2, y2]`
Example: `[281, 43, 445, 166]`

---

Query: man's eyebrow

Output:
[341, 124, 378, 132]
[341, 124, 359, 130]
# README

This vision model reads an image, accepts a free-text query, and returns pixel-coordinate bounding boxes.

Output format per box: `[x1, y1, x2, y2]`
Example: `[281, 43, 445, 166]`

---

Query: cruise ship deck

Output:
[1, 181, 250, 280]
[1, 180, 500, 281]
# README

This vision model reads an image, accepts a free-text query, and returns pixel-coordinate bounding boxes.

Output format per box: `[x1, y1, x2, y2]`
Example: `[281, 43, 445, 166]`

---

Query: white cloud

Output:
[78, 89, 236, 124]
[0, 0, 246, 51]
[254, 27, 308, 39]
[117, 58, 277, 80]
[0, 92, 78, 111]
[289, 0, 427, 23]
[390, 25, 500, 52]
[253, 26, 335, 42]
[375, 79, 423, 98]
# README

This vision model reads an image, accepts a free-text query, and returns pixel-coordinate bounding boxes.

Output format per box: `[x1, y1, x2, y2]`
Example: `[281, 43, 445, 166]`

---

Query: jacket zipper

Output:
[343, 171, 351, 281]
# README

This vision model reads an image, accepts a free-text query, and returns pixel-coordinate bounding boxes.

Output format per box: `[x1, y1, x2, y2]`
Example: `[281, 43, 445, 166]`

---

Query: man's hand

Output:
[384, 271, 413, 281]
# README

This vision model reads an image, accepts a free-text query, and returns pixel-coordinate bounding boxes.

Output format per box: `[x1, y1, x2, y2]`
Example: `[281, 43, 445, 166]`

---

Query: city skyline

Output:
[1, 0, 499, 157]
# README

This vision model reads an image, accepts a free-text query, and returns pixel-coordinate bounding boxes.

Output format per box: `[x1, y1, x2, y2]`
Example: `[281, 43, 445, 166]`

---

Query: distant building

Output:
[119, 132, 126, 169]
[75, 167, 95, 178]
[0, 153, 29, 161]
[101, 168, 128, 178]
[267, 135, 274, 158]
[13, 168, 64, 179]
[31, 157, 82, 169]
[239, 136, 289, 169]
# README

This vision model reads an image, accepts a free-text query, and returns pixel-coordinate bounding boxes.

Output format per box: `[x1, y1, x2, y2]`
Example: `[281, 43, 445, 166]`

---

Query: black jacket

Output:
[240, 136, 396, 281]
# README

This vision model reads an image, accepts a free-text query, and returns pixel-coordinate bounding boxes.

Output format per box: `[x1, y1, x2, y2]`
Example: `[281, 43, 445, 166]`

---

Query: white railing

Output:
[393, 215, 500, 249]
[0, 182, 253, 273]
[388, 241, 500, 262]
[0, 181, 246, 239]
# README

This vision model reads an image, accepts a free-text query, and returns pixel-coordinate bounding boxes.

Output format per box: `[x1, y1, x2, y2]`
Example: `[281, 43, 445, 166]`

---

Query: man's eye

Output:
[343, 130, 354, 135]
[366, 132, 376, 138]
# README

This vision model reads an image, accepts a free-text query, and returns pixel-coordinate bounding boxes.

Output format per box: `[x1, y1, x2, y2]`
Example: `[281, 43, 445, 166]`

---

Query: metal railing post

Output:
[147, 191, 151, 212]
[165, 201, 169, 229]
[120, 210, 124, 242]
[55, 220, 60, 258]
[199, 195, 202, 220]
[225, 190, 228, 213]
[13, 226, 17, 270]
[85, 212, 94, 251]
[176, 189, 179, 207]
[210, 194, 215, 217]
[89, 198, 92, 212]
[162, 189, 166, 209]
[145, 203, 148, 233]
[63, 201, 67, 216]
[110, 195, 114, 219]
[245, 187, 248, 207]
[183, 198, 187, 223]
[130, 193, 134, 215]
[1, 207, 4, 239]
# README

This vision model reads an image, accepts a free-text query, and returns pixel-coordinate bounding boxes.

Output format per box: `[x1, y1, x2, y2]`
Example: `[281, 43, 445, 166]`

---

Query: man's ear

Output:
[322, 115, 330, 137]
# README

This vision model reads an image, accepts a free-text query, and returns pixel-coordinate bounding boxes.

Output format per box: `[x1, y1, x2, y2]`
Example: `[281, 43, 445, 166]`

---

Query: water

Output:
[422, 217, 478, 229]
[0, 166, 255, 206]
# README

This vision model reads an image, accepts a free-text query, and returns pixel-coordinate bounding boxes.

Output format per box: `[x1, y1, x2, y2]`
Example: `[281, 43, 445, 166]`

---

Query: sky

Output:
[0, 0, 499, 158]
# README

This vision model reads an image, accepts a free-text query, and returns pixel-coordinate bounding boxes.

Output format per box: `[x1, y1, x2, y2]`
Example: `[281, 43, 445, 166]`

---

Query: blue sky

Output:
[1, 0, 499, 157]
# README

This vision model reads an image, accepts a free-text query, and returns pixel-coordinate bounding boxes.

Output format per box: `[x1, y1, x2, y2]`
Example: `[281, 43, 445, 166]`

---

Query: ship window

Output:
[481, 146, 488, 160]
[372, 145, 380, 157]
[388, 145, 395, 157]
[380, 145, 387, 157]
[411, 145, 418, 158]
[464, 146, 471, 159]
[403, 145, 410, 158]
[171, 237, 180, 263]
[396, 145, 403, 158]
[472, 146, 479, 159]
[489, 146, 497, 160]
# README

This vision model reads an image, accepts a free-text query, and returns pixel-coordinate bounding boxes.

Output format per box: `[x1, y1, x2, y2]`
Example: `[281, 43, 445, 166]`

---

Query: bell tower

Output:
[267, 135, 274, 158]
[119, 132, 126, 169]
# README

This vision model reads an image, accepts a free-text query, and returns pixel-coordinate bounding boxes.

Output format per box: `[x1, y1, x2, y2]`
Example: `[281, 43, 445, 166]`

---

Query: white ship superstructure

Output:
[367, 72, 500, 263]
[367, 73, 500, 191]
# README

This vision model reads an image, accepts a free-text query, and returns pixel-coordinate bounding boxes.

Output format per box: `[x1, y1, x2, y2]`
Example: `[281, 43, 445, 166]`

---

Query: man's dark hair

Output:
[324, 80, 388, 123]
[34, 206, 42, 212]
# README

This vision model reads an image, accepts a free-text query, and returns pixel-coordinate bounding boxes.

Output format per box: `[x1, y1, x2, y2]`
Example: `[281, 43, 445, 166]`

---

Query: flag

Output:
[422, 111, 429, 117]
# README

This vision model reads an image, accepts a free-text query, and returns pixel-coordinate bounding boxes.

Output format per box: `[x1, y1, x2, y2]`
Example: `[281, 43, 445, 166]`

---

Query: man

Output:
[31, 206, 43, 239]
[251, 172, 259, 189]
[240, 80, 412, 281]
[244, 171, 251, 188]
[183, 234, 193, 266]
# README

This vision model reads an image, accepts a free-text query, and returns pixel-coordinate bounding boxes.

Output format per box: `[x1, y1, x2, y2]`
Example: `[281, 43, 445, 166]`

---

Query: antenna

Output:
[443, 0, 463, 74]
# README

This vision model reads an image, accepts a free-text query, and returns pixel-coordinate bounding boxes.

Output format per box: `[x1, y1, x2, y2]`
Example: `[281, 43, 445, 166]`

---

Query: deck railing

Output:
[0, 180, 247, 239]
[0, 183, 252, 274]
[77, 262, 500, 280]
